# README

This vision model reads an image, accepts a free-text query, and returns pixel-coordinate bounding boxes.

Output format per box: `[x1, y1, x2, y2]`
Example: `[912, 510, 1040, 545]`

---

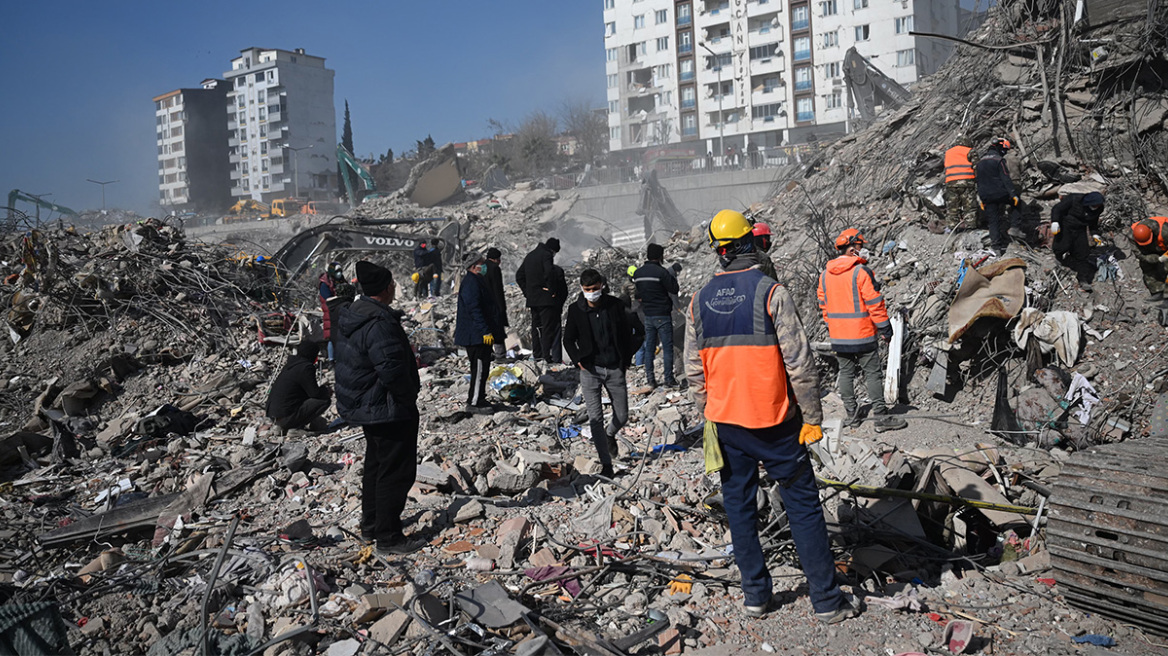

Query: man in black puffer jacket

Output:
[335, 261, 424, 555]
[516, 238, 563, 363]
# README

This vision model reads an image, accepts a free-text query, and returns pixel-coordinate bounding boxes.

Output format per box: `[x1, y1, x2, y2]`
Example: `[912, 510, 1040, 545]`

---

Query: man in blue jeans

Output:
[633, 242, 679, 387]
[685, 209, 860, 622]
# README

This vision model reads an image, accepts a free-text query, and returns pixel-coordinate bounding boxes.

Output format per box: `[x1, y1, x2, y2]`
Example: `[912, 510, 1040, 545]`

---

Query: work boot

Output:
[816, 593, 861, 625]
[873, 413, 908, 433]
[843, 409, 863, 428]
[376, 535, 427, 556]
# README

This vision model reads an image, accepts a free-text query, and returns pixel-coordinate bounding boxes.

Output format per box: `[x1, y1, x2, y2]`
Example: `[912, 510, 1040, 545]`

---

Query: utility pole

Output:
[700, 43, 725, 169]
[86, 179, 118, 212]
[285, 145, 313, 198]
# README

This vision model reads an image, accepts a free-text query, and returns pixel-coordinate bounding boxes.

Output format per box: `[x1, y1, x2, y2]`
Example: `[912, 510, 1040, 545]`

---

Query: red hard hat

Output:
[752, 222, 772, 237]
[835, 228, 865, 249]
[1133, 221, 1155, 246]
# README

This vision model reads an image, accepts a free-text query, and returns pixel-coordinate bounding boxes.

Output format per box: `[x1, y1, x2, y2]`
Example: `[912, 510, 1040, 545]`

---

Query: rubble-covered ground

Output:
[4, 2, 1168, 655]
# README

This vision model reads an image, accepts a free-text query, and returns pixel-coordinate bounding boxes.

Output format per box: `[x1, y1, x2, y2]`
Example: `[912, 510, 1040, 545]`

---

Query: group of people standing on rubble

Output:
[944, 135, 1168, 296]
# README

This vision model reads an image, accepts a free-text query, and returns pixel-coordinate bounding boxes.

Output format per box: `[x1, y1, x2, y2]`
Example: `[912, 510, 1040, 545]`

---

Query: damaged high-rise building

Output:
[153, 79, 233, 214]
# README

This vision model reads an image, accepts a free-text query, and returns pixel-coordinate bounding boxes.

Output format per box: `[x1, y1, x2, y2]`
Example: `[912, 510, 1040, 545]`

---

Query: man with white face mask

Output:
[563, 268, 645, 477]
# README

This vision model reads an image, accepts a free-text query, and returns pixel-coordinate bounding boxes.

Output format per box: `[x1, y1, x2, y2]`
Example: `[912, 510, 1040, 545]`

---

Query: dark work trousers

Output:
[466, 344, 492, 406]
[579, 365, 629, 473]
[717, 419, 846, 613]
[275, 397, 330, 431]
[836, 348, 886, 415]
[414, 264, 434, 299]
[1053, 229, 1097, 283]
[643, 315, 676, 386]
[531, 306, 561, 363]
[983, 201, 1017, 252]
[360, 420, 419, 544]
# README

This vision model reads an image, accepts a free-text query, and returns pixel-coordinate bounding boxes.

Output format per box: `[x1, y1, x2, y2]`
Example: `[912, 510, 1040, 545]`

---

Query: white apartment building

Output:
[153, 79, 232, 213]
[604, 0, 960, 155]
[224, 47, 337, 202]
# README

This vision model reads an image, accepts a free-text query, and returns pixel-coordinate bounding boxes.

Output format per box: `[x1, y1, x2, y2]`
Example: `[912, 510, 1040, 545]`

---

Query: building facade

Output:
[153, 80, 232, 213]
[224, 47, 337, 202]
[604, 0, 960, 155]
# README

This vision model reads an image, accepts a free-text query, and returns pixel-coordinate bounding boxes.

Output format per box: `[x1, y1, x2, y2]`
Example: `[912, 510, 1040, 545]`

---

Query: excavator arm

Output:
[843, 47, 913, 125]
[7, 190, 78, 219]
[337, 144, 381, 209]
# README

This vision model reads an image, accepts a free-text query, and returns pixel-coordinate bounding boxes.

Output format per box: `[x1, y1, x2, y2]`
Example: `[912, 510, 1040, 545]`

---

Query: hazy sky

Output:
[0, 1, 603, 216]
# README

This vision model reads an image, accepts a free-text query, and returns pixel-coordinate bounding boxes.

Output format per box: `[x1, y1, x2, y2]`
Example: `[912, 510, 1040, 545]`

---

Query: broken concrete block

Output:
[416, 462, 452, 489]
[496, 516, 532, 541]
[368, 610, 410, 647]
[487, 462, 539, 494]
[354, 590, 407, 624]
[451, 498, 484, 523]
[326, 638, 360, 656]
[573, 455, 603, 475]
[657, 627, 683, 654]
[528, 547, 559, 568]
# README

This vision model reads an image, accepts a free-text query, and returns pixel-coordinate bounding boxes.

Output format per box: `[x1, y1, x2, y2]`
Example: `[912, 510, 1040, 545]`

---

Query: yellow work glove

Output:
[411, 272, 421, 283]
[703, 420, 724, 474]
[799, 424, 823, 446]
[483, 334, 494, 345]
[979, 201, 985, 211]
[1012, 196, 1020, 207]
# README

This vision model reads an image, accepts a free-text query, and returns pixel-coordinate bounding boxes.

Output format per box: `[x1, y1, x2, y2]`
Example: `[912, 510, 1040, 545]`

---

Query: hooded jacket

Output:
[334, 296, 420, 424]
[454, 272, 505, 346]
[1051, 193, 1102, 233]
[817, 255, 891, 353]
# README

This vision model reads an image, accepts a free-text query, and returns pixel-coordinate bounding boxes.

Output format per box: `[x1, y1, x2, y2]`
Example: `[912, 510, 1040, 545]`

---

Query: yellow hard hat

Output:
[627, 265, 637, 277]
[410, 272, 421, 283]
[707, 209, 753, 248]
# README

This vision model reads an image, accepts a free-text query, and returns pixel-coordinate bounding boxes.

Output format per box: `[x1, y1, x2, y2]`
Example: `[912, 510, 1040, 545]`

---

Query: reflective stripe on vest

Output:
[693, 268, 792, 429]
[819, 259, 878, 349]
[944, 146, 975, 183]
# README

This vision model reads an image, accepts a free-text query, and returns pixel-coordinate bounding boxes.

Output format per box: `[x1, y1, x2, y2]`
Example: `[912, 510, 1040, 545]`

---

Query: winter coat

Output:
[319, 274, 336, 340]
[483, 261, 508, 327]
[632, 261, 679, 317]
[266, 353, 331, 420]
[334, 296, 420, 424]
[1051, 193, 1102, 233]
[454, 272, 505, 346]
[550, 265, 569, 308]
[413, 245, 443, 273]
[563, 294, 645, 371]
[516, 243, 557, 307]
[975, 151, 1016, 204]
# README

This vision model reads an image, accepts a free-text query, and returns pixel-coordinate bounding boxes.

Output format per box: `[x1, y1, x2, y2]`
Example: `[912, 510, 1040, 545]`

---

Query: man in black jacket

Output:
[335, 261, 424, 555]
[1051, 191, 1105, 291]
[515, 238, 563, 363]
[976, 138, 1022, 254]
[455, 251, 505, 413]
[483, 247, 509, 357]
[266, 340, 331, 432]
[633, 242, 680, 388]
[563, 269, 645, 478]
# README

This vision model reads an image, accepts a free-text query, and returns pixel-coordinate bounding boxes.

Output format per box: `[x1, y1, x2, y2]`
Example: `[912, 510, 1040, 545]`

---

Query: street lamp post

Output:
[700, 43, 724, 170]
[86, 179, 118, 211]
[285, 145, 313, 198]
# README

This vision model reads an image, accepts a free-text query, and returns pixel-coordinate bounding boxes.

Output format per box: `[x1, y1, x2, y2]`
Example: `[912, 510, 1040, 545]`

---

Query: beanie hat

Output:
[296, 340, 321, 360]
[1083, 191, 1105, 207]
[356, 260, 393, 296]
[646, 242, 665, 262]
[485, 247, 502, 260]
[545, 237, 561, 253]
[462, 251, 486, 269]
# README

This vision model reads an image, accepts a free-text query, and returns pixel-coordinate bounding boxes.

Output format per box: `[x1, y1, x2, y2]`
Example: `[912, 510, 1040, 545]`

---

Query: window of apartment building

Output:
[607, 73, 619, 88]
[752, 103, 784, 120]
[654, 63, 672, 78]
[634, 14, 645, 28]
[172, 141, 184, 153]
[266, 70, 275, 82]
[262, 159, 269, 172]
[237, 96, 246, 108]
[259, 124, 268, 137]
[682, 114, 697, 136]
[679, 30, 693, 52]
[749, 43, 779, 61]
[636, 41, 648, 56]
[234, 77, 244, 88]
[795, 66, 813, 91]
[606, 47, 618, 61]
[897, 48, 915, 66]
[709, 52, 732, 69]
[682, 86, 696, 108]
[606, 21, 616, 36]
[853, 0, 868, 8]
[763, 75, 782, 92]
[792, 5, 809, 30]
[796, 97, 814, 121]
[823, 30, 838, 48]
[794, 36, 811, 61]
[855, 24, 870, 41]
[895, 16, 914, 34]
[609, 100, 620, 114]
[824, 61, 842, 78]
[261, 141, 269, 154]
[677, 3, 691, 24]
[656, 9, 668, 23]
[159, 175, 165, 186]
[657, 36, 669, 51]
[604, 0, 614, 8]
[823, 91, 842, 109]
[257, 89, 266, 102]
[820, 0, 837, 15]
[680, 58, 695, 80]
[258, 107, 267, 121]
[610, 126, 621, 140]
[242, 179, 249, 191]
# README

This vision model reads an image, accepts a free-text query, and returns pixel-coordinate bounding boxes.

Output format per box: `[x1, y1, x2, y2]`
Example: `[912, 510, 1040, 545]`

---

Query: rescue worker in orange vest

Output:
[684, 209, 860, 623]
[818, 229, 907, 432]
[1132, 217, 1168, 300]
[943, 135, 977, 228]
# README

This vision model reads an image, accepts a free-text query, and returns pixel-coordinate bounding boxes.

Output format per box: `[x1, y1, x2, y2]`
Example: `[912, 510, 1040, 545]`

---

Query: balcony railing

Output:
[678, 15, 692, 26]
[679, 43, 693, 53]
[793, 18, 809, 30]
[795, 80, 813, 91]
[682, 126, 698, 136]
[796, 111, 814, 122]
[680, 70, 695, 81]
[794, 49, 811, 62]
[681, 98, 696, 109]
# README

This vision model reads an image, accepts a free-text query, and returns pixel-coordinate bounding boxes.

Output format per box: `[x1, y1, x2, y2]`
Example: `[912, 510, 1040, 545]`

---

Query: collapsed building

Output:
[2, 1, 1168, 655]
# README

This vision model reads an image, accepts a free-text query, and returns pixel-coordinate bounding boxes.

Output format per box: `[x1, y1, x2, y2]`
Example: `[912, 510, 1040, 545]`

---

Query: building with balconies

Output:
[152, 79, 232, 214]
[224, 47, 336, 202]
[604, 0, 962, 155]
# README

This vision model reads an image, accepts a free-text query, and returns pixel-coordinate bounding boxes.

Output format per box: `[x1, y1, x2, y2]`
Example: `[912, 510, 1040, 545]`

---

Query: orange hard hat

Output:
[835, 228, 866, 249]
[1133, 221, 1155, 246]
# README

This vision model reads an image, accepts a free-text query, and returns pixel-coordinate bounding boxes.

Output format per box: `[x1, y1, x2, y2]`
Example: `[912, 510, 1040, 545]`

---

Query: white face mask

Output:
[583, 289, 603, 302]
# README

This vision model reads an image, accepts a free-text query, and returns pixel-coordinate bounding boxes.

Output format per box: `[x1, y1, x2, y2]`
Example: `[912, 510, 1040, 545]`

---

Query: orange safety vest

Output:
[944, 146, 976, 183]
[1135, 216, 1168, 253]
[817, 255, 890, 352]
[691, 268, 793, 429]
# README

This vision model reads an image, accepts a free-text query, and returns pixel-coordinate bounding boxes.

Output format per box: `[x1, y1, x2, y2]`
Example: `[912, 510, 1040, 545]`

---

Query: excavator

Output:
[337, 144, 383, 209]
[6, 190, 78, 224]
[842, 47, 913, 128]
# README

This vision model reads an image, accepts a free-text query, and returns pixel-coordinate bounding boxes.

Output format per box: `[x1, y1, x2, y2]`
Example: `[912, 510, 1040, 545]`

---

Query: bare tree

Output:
[559, 98, 608, 165]
[514, 111, 560, 178]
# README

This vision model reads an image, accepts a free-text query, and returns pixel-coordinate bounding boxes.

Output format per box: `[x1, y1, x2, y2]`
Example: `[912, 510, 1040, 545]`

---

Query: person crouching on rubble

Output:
[1132, 216, 1168, 300]
[1051, 191, 1105, 293]
[266, 340, 331, 433]
[455, 251, 505, 414]
[685, 210, 860, 622]
[563, 269, 644, 479]
[818, 229, 907, 433]
[335, 261, 425, 555]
